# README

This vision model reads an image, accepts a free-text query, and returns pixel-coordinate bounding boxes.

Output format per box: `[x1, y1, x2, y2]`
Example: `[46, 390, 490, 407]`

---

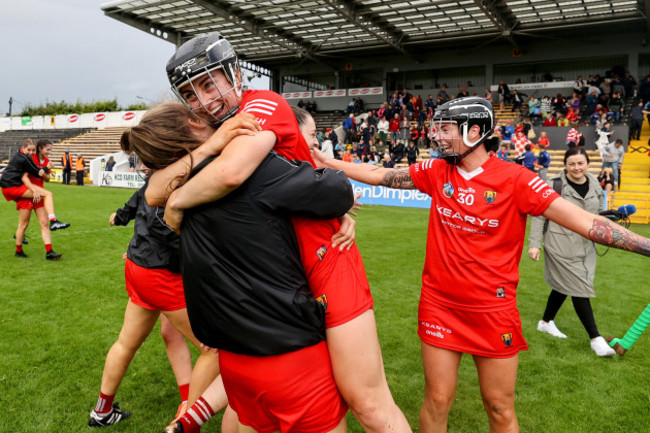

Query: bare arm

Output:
[312, 148, 416, 189]
[145, 112, 261, 206]
[543, 196, 650, 257]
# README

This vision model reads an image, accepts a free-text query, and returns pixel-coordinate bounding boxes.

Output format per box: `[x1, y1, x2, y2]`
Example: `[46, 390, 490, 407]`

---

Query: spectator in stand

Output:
[542, 112, 556, 127]
[600, 78, 612, 100]
[367, 146, 380, 165]
[360, 119, 371, 145]
[496, 143, 509, 161]
[406, 141, 419, 166]
[437, 84, 450, 103]
[570, 92, 581, 112]
[608, 92, 623, 122]
[305, 99, 317, 113]
[629, 100, 644, 140]
[105, 156, 116, 172]
[428, 141, 440, 159]
[540, 95, 552, 117]
[622, 71, 637, 98]
[75, 153, 85, 186]
[425, 94, 436, 115]
[594, 111, 610, 130]
[512, 130, 531, 158]
[346, 98, 356, 114]
[342, 148, 353, 162]
[377, 115, 389, 149]
[522, 117, 535, 139]
[382, 152, 395, 168]
[501, 120, 514, 145]
[552, 93, 566, 114]
[354, 97, 364, 114]
[511, 89, 524, 113]
[417, 105, 427, 130]
[366, 110, 377, 136]
[457, 85, 469, 98]
[377, 102, 387, 120]
[399, 116, 410, 143]
[597, 167, 615, 203]
[320, 134, 334, 159]
[538, 131, 550, 148]
[556, 112, 569, 127]
[522, 144, 536, 172]
[417, 125, 429, 149]
[389, 113, 400, 144]
[498, 80, 510, 110]
[342, 113, 355, 144]
[484, 88, 493, 104]
[537, 143, 551, 182]
[585, 88, 599, 116]
[327, 128, 338, 145]
[566, 122, 582, 147]
[334, 140, 345, 159]
[128, 153, 137, 172]
[61, 150, 73, 185]
[391, 140, 405, 163]
[415, 94, 423, 112]
[573, 75, 585, 96]
[601, 139, 624, 189]
[297, 99, 305, 109]
[528, 95, 541, 118]
[565, 107, 578, 123]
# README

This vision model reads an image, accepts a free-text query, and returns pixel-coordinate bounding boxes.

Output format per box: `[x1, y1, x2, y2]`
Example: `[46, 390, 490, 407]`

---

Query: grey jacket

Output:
[528, 171, 603, 297]
[601, 142, 624, 164]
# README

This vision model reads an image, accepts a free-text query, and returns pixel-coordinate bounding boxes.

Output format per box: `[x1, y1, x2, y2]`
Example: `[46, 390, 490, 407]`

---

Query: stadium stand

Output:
[49, 127, 127, 170]
[0, 128, 93, 166]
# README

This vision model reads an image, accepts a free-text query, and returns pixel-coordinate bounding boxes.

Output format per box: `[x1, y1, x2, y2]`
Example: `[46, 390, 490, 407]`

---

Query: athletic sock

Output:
[179, 397, 215, 432]
[45, 244, 52, 253]
[48, 214, 56, 222]
[179, 383, 190, 403]
[16, 245, 23, 253]
[95, 392, 115, 415]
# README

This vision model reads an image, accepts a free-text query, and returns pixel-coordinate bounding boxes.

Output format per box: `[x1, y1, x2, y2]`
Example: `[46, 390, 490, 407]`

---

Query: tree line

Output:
[20, 99, 148, 116]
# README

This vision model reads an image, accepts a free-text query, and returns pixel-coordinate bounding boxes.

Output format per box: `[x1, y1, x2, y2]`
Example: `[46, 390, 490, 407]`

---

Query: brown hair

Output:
[120, 102, 206, 171]
[36, 139, 52, 156]
[22, 138, 34, 149]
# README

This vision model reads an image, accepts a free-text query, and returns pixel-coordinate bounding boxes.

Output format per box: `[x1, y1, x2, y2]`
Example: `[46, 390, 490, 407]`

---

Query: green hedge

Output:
[20, 99, 148, 116]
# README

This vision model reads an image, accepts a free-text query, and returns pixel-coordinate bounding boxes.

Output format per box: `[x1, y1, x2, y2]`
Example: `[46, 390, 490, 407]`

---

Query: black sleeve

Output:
[253, 154, 353, 219]
[18, 153, 42, 177]
[113, 188, 143, 226]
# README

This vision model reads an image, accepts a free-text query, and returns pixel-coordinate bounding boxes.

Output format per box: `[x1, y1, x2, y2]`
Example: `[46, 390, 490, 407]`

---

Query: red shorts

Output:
[124, 258, 186, 311]
[15, 198, 44, 210]
[418, 298, 528, 358]
[220, 341, 348, 433]
[2, 185, 28, 202]
[309, 244, 374, 328]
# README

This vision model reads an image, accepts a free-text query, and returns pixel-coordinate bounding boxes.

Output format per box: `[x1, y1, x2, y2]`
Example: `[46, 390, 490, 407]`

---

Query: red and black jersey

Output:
[28, 154, 50, 188]
[0, 150, 42, 188]
[409, 157, 560, 311]
[181, 153, 353, 356]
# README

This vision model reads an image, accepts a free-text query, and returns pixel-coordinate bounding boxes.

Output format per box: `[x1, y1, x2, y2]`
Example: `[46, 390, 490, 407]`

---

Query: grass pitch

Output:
[0, 183, 648, 432]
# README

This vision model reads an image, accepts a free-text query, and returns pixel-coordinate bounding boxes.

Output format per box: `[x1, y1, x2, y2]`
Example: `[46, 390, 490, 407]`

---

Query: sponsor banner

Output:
[122, 111, 136, 121]
[313, 89, 347, 98]
[282, 91, 312, 99]
[98, 171, 146, 189]
[348, 87, 384, 96]
[94, 113, 106, 122]
[350, 179, 431, 209]
[68, 114, 79, 123]
[489, 81, 574, 92]
[21, 116, 32, 126]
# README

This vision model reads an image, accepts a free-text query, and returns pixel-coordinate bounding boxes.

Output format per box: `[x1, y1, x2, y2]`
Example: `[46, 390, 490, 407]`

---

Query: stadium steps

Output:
[613, 147, 650, 224]
[51, 127, 127, 169]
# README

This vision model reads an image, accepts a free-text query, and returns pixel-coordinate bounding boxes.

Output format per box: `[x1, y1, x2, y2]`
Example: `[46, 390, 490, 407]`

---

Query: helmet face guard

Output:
[167, 34, 242, 125]
[428, 97, 495, 165]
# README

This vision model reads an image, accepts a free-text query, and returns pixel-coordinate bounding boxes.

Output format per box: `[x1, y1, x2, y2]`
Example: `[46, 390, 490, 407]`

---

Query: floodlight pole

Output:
[8, 96, 13, 117]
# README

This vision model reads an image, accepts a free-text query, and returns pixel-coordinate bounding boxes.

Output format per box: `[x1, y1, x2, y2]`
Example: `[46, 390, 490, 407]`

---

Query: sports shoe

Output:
[537, 320, 567, 339]
[590, 336, 616, 357]
[88, 402, 131, 428]
[15, 251, 29, 258]
[163, 421, 184, 433]
[172, 402, 188, 423]
[13, 234, 28, 244]
[49, 219, 70, 231]
[46, 250, 62, 260]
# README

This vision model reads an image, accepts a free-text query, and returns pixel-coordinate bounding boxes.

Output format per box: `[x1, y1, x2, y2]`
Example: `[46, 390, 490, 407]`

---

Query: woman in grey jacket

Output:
[528, 147, 616, 357]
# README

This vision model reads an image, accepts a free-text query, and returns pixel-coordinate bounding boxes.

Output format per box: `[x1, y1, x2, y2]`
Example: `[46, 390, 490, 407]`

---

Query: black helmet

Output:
[429, 97, 495, 164]
[166, 32, 242, 124]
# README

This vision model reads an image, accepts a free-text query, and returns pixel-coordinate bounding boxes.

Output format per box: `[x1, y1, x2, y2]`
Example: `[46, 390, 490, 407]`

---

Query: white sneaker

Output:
[590, 336, 616, 357]
[537, 320, 568, 339]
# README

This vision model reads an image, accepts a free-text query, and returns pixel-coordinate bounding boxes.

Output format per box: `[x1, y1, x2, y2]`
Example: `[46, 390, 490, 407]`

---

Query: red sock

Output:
[179, 397, 214, 432]
[16, 245, 23, 253]
[45, 244, 52, 252]
[95, 392, 115, 415]
[179, 383, 190, 403]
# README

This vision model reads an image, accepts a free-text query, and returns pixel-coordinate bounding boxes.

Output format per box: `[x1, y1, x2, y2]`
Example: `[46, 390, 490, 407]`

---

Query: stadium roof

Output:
[102, 0, 648, 67]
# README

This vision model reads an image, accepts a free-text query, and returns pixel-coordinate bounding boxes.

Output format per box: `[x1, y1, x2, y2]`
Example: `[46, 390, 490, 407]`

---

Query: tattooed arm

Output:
[543, 196, 650, 257]
[311, 148, 417, 189]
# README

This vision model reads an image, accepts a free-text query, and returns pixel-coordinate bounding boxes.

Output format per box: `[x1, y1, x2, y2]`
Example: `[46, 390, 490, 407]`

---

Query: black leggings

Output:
[542, 289, 600, 339]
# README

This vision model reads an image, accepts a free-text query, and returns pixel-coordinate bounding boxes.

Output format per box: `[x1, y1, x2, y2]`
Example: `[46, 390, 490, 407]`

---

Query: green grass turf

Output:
[1, 183, 649, 432]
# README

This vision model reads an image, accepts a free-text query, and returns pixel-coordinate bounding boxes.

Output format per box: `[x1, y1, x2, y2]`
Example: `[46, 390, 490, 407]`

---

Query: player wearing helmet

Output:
[146, 33, 412, 433]
[312, 96, 650, 433]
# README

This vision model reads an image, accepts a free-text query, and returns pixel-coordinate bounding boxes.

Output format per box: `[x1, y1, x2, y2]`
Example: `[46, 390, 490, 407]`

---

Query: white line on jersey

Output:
[528, 177, 550, 193]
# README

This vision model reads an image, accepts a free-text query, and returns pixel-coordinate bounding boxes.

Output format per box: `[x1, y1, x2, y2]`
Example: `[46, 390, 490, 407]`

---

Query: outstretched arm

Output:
[543, 197, 650, 257]
[145, 112, 261, 206]
[311, 148, 416, 189]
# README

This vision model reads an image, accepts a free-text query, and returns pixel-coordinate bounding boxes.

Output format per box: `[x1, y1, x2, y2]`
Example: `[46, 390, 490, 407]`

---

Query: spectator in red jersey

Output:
[543, 112, 557, 127]
[389, 112, 400, 144]
[312, 96, 650, 433]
